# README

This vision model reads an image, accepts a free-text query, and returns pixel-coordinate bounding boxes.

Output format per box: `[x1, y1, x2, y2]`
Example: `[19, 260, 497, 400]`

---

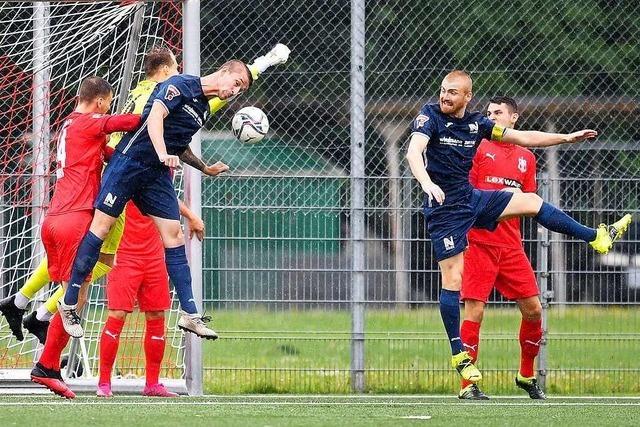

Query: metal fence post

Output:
[183, 0, 203, 396]
[350, 0, 366, 393]
[536, 173, 552, 390]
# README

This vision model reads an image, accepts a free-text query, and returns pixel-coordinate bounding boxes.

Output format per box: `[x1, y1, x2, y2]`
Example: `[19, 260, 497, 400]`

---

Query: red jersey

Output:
[468, 139, 537, 248]
[117, 201, 164, 259]
[48, 112, 140, 215]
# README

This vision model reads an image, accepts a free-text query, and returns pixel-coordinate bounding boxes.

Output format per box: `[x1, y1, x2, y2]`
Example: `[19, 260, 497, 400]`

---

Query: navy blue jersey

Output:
[411, 103, 505, 200]
[118, 74, 210, 165]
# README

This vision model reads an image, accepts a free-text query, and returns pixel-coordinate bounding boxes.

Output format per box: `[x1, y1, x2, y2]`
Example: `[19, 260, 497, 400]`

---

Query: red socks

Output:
[460, 319, 481, 389]
[519, 318, 542, 378]
[144, 317, 166, 386]
[98, 316, 125, 385]
[38, 313, 70, 370]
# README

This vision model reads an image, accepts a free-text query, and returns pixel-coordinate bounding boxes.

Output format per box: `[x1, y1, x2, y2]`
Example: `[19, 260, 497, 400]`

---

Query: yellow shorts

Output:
[100, 208, 126, 255]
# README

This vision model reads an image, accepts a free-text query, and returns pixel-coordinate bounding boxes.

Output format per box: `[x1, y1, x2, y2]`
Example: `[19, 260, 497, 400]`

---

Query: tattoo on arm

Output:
[179, 147, 205, 171]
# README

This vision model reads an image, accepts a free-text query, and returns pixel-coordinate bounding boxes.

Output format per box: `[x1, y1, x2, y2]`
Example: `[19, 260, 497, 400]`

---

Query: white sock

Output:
[14, 292, 30, 310]
[36, 305, 53, 322]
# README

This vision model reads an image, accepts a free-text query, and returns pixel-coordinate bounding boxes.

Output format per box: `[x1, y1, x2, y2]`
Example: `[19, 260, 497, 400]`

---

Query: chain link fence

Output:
[198, 0, 639, 394]
[0, 0, 638, 395]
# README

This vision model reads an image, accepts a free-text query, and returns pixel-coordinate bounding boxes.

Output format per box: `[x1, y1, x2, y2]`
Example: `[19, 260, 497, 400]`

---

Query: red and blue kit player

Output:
[60, 46, 291, 340]
[406, 70, 632, 384]
[459, 96, 544, 400]
[30, 76, 140, 399]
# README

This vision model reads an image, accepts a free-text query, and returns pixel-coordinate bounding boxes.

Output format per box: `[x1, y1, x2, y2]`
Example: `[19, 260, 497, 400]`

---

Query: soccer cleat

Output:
[30, 362, 75, 399]
[23, 311, 50, 345]
[57, 300, 84, 338]
[458, 383, 490, 400]
[589, 214, 632, 254]
[251, 43, 291, 74]
[96, 383, 113, 398]
[177, 313, 218, 340]
[451, 351, 482, 382]
[515, 373, 547, 399]
[0, 295, 26, 341]
[143, 383, 179, 398]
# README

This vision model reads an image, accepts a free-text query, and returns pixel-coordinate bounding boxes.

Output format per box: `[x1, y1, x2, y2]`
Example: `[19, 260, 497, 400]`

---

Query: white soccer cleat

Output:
[251, 43, 291, 74]
[57, 300, 84, 338]
[177, 313, 218, 340]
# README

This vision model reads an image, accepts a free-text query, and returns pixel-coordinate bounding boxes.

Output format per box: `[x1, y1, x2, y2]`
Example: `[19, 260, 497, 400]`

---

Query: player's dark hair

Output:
[488, 96, 518, 113]
[78, 76, 112, 103]
[144, 46, 176, 76]
[220, 59, 254, 88]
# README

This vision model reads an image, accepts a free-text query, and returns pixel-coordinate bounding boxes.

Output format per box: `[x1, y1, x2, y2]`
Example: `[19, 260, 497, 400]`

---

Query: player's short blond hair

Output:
[219, 59, 253, 87]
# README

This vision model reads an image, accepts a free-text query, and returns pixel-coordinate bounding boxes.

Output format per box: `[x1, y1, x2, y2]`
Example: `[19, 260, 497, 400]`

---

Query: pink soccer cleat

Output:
[142, 383, 179, 398]
[96, 382, 113, 398]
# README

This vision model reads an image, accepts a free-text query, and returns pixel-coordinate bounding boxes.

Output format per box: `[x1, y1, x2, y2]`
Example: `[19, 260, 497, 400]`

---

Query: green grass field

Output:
[2, 395, 640, 427]
[201, 306, 640, 394]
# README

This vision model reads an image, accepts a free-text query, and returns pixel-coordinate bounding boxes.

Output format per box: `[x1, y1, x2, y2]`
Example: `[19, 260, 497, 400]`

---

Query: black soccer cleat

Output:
[0, 295, 26, 341]
[515, 374, 547, 400]
[458, 383, 490, 400]
[23, 311, 50, 345]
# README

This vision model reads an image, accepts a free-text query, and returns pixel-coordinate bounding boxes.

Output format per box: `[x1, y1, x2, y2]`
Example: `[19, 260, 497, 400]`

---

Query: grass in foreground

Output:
[1, 395, 639, 427]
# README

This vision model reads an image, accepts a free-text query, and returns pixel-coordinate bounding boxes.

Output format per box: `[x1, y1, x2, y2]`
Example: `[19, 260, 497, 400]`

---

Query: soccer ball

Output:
[231, 106, 269, 144]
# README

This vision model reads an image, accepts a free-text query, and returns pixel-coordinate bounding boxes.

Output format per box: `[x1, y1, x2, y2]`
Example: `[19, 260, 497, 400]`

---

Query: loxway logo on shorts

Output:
[104, 192, 117, 208]
[443, 236, 455, 251]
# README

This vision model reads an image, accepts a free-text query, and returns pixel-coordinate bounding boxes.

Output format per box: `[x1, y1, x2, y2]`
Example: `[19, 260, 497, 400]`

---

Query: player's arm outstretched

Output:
[502, 128, 597, 147]
[406, 133, 445, 205]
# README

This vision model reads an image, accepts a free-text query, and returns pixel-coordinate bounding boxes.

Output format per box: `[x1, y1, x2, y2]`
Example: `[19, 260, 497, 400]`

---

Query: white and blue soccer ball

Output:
[231, 106, 269, 144]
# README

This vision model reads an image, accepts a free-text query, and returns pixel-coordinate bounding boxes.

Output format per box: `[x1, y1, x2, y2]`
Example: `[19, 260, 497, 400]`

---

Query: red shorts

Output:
[461, 242, 539, 303]
[41, 211, 92, 282]
[106, 255, 170, 312]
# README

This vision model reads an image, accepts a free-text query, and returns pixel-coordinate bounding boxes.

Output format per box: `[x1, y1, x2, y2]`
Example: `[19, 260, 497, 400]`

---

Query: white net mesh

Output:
[0, 1, 185, 381]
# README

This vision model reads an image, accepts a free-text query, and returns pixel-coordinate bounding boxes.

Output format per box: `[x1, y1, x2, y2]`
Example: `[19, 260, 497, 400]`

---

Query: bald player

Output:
[406, 70, 632, 385]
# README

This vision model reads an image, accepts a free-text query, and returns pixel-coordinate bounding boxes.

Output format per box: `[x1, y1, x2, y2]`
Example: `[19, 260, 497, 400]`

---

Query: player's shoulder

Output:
[514, 143, 535, 159]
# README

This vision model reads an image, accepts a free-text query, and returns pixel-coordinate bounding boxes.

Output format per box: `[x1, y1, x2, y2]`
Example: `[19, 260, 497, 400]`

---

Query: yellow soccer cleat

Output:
[589, 214, 633, 254]
[451, 351, 482, 382]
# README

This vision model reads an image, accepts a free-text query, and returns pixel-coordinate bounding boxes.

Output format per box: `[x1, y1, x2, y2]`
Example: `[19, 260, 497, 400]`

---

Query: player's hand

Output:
[252, 43, 291, 73]
[422, 181, 445, 205]
[203, 161, 230, 177]
[159, 154, 180, 168]
[187, 215, 205, 241]
[565, 129, 597, 143]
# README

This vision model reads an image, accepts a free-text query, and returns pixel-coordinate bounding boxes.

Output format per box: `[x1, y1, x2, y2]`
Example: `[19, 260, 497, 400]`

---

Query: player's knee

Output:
[440, 265, 463, 290]
[91, 212, 116, 238]
[464, 300, 485, 323]
[108, 310, 128, 321]
[145, 311, 164, 321]
[521, 301, 542, 320]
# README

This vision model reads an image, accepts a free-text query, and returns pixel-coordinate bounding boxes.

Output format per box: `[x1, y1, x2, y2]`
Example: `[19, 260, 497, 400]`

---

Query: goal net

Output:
[0, 1, 187, 393]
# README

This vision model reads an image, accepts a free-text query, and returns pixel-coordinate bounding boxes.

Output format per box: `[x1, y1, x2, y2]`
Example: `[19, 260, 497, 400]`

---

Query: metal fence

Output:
[196, 0, 640, 395]
[0, 0, 638, 396]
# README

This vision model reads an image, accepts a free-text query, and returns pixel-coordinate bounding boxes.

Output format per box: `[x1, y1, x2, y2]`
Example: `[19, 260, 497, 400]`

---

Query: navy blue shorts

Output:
[422, 189, 514, 262]
[94, 151, 180, 220]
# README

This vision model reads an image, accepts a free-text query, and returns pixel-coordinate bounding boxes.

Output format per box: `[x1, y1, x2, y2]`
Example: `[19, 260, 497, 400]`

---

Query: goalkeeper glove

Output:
[250, 43, 291, 77]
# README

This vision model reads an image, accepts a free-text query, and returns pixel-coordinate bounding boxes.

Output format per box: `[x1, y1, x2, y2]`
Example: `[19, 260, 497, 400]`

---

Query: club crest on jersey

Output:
[518, 157, 527, 173]
[469, 122, 478, 133]
[415, 114, 429, 128]
[165, 85, 180, 101]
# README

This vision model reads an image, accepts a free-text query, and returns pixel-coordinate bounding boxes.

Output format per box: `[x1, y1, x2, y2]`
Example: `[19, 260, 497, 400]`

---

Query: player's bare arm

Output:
[178, 200, 205, 241]
[406, 133, 445, 205]
[502, 128, 598, 148]
[179, 147, 229, 176]
[148, 101, 179, 168]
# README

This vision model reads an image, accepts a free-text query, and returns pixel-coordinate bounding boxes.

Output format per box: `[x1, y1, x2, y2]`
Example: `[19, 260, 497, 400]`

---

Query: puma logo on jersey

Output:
[485, 152, 496, 161]
[104, 192, 117, 208]
[165, 84, 180, 101]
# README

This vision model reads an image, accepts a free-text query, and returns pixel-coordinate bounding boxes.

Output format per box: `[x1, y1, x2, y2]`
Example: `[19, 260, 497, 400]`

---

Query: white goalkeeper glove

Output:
[251, 43, 291, 74]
